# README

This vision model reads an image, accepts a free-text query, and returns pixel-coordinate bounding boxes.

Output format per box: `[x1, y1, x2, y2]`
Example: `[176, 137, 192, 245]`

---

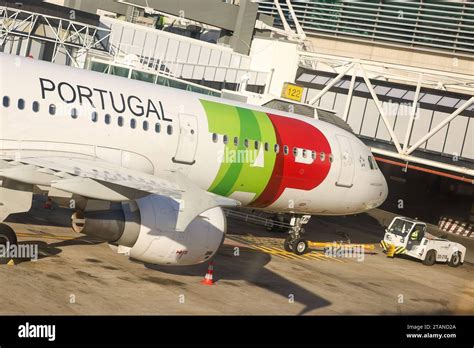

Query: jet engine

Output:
[71, 194, 227, 265]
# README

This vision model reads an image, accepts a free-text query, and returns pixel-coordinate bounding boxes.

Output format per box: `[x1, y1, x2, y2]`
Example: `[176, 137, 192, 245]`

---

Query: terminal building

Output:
[1, 0, 473, 236]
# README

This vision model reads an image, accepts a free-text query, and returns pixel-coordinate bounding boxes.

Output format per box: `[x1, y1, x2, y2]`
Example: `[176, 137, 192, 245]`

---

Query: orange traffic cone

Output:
[201, 261, 215, 286]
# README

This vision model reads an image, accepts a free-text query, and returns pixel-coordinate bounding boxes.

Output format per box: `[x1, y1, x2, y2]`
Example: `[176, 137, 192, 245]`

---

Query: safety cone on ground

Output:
[200, 261, 215, 286]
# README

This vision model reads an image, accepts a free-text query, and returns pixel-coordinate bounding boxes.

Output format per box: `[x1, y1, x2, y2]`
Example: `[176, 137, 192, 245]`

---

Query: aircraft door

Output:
[335, 134, 355, 188]
[173, 113, 199, 165]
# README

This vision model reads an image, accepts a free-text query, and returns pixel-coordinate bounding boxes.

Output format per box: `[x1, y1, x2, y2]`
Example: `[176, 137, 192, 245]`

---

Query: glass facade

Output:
[257, 1, 474, 56]
[88, 60, 222, 98]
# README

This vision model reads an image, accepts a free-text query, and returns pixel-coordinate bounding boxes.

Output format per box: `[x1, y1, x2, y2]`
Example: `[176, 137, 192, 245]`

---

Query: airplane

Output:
[0, 52, 388, 265]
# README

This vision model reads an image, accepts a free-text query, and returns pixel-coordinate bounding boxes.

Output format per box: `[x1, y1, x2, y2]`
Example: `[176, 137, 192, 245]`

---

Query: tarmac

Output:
[0, 201, 473, 315]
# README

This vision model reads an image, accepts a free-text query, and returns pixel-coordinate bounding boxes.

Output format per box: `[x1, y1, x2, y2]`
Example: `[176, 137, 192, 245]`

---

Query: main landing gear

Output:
[284, 215, 311, 255]
[0, 223, 18, 264]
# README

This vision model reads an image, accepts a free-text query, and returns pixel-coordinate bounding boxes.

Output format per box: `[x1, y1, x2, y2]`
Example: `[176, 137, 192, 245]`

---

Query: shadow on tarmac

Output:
[145, 245, 332, 315]
[6, 198, 332, 315]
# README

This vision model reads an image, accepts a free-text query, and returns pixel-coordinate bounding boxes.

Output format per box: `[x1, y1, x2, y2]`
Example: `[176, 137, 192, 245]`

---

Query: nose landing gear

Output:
[284, 215, 311, 255]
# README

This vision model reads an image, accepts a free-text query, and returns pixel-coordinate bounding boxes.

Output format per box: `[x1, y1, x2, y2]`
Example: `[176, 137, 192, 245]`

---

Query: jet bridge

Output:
[296, 52, 474, 182]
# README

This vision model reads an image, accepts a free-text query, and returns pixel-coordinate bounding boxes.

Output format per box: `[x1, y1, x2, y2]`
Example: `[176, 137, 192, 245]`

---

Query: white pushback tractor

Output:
[381, 216, 466, 267]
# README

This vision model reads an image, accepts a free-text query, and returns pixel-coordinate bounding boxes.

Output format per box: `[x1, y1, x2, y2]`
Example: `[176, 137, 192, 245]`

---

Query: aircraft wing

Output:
[0, 154, 240, 231]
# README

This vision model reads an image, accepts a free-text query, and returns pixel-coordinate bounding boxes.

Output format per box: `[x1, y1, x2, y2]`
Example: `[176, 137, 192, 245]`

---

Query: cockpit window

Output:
[368, 156, 374, 170]
[373, 157, 379, 170]
[368, 156, 378, 170]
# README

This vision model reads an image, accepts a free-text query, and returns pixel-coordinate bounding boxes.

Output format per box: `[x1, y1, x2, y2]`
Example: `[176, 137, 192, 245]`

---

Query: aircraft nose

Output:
[362, 170, 388, 211]
[377, 171, 389, 206]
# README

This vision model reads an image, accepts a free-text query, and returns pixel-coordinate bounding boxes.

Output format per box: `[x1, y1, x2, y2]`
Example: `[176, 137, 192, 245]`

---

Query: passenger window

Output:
[329, 154, 334, 163]
[254, 140, 259, 150]
[49, 104, 56, 115]
[293, 147, 298, 157]
[105, 114, 111, 124]
[2, 96, 9, 107]
[283, 145, 289, 155]
[264, 142, 269, 152]
[32, 101, 40, 112]
[320, 152, 326, 161]
[233, 137, 239, 146]
[223, 135, 228, 144]
[143, 120, 149, 131]
[155, 123, 161, 133]
[311, 151, 316, 160]
[302, 149, 307, 158]
[244, 139, 249, 148]
[91, 111, 98, 122]
[71, 108, 78, 119]
[118, 116, 123, 127]
[17, 98, 25, 110]
[167, 125, 173, 135]
[130, 119, 136, 129]
[274, 144, 280, 153]
[212, 133, 218, 143]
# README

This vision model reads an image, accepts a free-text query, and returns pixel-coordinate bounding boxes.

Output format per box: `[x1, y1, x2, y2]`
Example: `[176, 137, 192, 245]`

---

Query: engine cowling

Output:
[71, 194, 227, 265]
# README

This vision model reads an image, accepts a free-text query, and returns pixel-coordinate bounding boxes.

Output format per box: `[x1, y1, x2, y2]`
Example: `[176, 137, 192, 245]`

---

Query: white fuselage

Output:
[0, 53, 388, 215]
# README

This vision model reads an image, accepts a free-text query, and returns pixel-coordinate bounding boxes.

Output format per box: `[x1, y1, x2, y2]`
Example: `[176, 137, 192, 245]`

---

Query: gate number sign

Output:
[282, 83, 303, 102]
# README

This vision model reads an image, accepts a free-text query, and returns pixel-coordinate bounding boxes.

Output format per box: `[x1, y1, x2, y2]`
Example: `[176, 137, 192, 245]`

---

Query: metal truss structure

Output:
[0, 6, 111, 67]
[298, 51, 474, 180]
